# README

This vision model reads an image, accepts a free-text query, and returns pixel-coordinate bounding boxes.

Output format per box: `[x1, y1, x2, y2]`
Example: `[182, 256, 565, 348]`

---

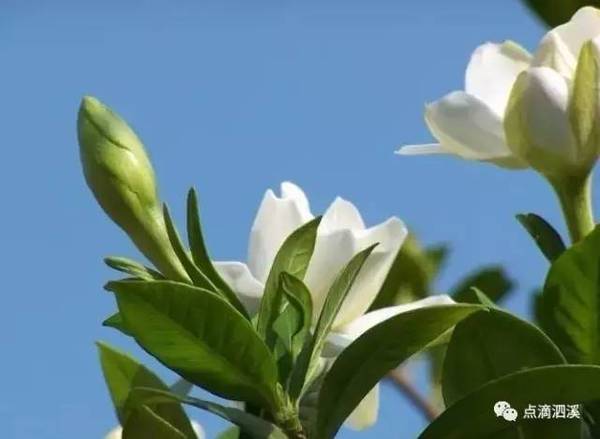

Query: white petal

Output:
[304, 228, 360, 320]
[345, 385, 379, 430]
[105, 422, 204, 439]
[105, 426, 122, 439]
[532, 32, 578, 79]
[396, 143, 444, 156]
[305, 217, 407, 328]
[544, 7, 600, 64]
[214, 261, 264, 315]
[327, 295, 456, 354]
[509, 67, 576, 165]
[247, 182, 314, 283]
[423, 91, 523, 166]
[319, 197, 365, 234]
[192, 421, 205, 439]
[281, 181, 311, 214]
[465, 41, 531, 115]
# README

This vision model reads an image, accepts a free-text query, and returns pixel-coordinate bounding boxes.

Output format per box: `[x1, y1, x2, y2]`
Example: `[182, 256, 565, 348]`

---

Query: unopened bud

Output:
[78, 96, 188, 281]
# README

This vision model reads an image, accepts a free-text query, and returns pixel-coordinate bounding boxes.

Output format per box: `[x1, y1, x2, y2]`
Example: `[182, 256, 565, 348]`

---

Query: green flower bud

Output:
[78, 96, 188, 282]
[504, 66, 579, 178]
[568, 40, 600, 173]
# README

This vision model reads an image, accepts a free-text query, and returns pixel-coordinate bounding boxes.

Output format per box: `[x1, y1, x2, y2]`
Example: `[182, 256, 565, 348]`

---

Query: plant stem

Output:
[549, 173, 595, 243]
[387, 368, 440, 421]
[280, 417, 307, 439]
[273, 390, 307, 439]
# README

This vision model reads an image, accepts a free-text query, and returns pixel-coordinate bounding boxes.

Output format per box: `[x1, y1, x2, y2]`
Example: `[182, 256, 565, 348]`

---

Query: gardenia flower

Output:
[104, 420, 204, 439]
[214, 181, 453, 430]
[398, 7, 600, 178]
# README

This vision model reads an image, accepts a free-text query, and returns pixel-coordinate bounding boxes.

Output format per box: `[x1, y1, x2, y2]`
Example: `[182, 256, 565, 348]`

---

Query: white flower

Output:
[104, 420, 204, 439]
[215, 181, 453, 430]
[398, 7, 600, 177]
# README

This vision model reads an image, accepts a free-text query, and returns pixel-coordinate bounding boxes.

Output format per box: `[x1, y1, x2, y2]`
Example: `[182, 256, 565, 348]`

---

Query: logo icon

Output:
[494, 401, 518, 422]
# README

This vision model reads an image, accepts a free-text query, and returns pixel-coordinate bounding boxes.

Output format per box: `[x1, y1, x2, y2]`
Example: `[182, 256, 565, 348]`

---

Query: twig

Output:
[387, 368, 440, 421]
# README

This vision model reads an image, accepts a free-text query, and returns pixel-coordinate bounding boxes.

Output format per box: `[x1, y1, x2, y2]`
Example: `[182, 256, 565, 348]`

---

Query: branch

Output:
[386, 368, 440, 421]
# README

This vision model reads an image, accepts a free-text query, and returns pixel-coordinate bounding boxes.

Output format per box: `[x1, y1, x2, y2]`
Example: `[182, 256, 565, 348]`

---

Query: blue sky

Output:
[0, 0, 577, 437]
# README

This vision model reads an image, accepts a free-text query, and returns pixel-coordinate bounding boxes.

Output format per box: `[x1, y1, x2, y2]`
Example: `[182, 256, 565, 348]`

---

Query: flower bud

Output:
[505, 39, 600, 179]
[78, 96, 188, 281]
[568, 39, 600, 171]
[504, 67, 579, 177]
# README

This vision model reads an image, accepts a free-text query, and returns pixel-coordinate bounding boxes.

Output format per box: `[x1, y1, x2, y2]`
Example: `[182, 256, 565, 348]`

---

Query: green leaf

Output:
[186, 188, 249, 318]
[135, 388, 288, 439]
[442, 308, 566, 406]
[106, 280, 280, 410]
[516, 213, 566, 262]
[471, 287, 498, 308]
[288, 244, 377, 400]
[163, 205, 228, 294]
[275, 273, 313, 358]
[272, 306, 301, 381]
[419, 365, 600, 438]
[315, 304, 483, 439]
[272, 273, 313, 384]
[425, 244, 449, 275]
[522, 0, 599, 28]
[123, 405, 188, 439]
[451, 266, 514, 305]
[104, 256, 166, 280]
[531, 288, 549, 332]
[541, 226, 600, 363]
[256, 217, 321, 346]
[217, 427, 240, 439]
[97, 342, 196, 438]
[103, 313, 132, 336]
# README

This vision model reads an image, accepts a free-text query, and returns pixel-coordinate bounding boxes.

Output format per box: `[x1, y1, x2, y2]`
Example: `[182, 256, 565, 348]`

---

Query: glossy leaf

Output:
[106, 280, 279, 410]
[451, 266, 514, 305]
[471, 287, 498, 308]
[163, 206, 222, 293]
[97, 342, 196, 438]
[103, 313, 132, 336]
[425, 244, 449, 275]
[186, 188, 249, 317]
[516, 213, 566, 262]
[420, 365, 600, 438]
[315, 304, 483, 438]
[123, 405, 188, 439]
[256, 217, 321, 346]
[442, 308, 566, 406]
[541, 226, 600, 363]
[104, 256, 165, 280]
[272, 273, 313, 384]
[277, 273, 313, 358]
[288, 244, 377, 400]
[134, 388, 288, 439]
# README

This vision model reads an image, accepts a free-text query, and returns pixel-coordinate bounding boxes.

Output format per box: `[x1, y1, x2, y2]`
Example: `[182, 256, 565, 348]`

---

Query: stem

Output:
[387, 369, 440, 422]
[280, 417, 306, 439]
[549, 173, 595, 243]
[273, 388, 307, 439]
